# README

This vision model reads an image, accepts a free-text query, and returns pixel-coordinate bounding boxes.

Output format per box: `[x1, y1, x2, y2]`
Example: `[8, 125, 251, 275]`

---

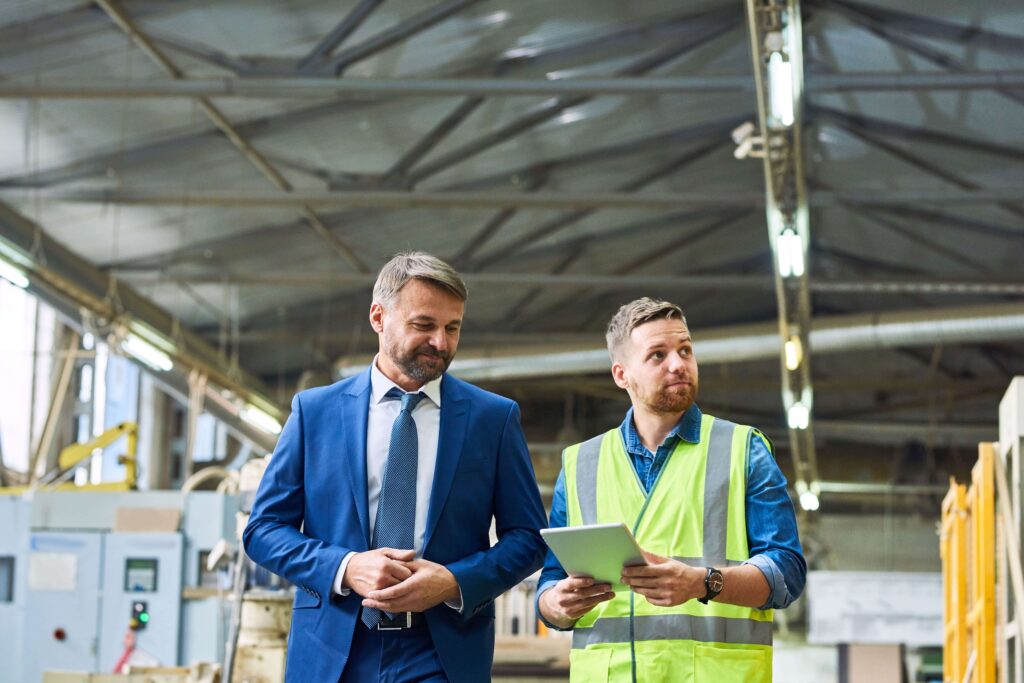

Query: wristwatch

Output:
[698, 567, 724, 605]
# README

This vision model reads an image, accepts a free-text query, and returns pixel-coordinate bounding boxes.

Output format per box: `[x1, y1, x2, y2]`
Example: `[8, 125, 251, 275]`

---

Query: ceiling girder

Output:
[4, 71, 1024, 99]
[5, 186, 1018, 208]
[93, 0, 367, 273]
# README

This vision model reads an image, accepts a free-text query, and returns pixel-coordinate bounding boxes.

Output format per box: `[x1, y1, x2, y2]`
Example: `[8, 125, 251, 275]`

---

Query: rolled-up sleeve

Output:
[744, 432, 807, 610]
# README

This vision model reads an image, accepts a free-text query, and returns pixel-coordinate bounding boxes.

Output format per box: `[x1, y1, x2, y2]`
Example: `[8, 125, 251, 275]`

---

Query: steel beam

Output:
[834, 123, 1024, 221]
[856, 209, 990, 274]
[5, 72, 1024, 99]
[93, 0, 367, 272]
[0, 98, 370, 189]
[113, 270, 1024, 297]
[150, 33, 252, 73]
[487, 147, 731, 325]
[0, 201, 283, 449]
[867, 205, 1023, 241]
[326, 0, 488, 76]
[821, 3, 1024, 108]
[810, 104, 1024, 162]
[381, 96, 486, 185]
[0, 11, 740, 191]
[446, 118, 747, 191]
[451, 174, 547, 264]
[815, 0, 1024, 55]
[7, 186, 1019, 208]
[471, 142, 725, 270]
[0, 1, 169, 57]
[296, 0, 385, 71]
[406, 14, 739, 183]
[28, 330, 80, 483]
[507, 210, 751, 331]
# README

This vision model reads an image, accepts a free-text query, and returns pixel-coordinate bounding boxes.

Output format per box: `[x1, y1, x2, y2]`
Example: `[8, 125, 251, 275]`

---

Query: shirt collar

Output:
[370, 355, 442, 408]
[621, 403, 703, 454]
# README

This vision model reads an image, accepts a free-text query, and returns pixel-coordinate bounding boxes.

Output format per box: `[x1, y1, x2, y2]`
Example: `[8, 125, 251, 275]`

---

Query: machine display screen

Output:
[124, 558, 158, 592]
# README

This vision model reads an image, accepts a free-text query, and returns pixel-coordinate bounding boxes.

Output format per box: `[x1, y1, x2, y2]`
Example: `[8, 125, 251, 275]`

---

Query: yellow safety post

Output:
[942, 478, 969, 683]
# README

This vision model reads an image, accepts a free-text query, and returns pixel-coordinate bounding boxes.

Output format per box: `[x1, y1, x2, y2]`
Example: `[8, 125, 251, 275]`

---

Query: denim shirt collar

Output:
[620, 403, 703, 457]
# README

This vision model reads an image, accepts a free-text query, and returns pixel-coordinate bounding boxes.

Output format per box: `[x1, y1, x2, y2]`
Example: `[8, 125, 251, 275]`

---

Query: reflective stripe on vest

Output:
[571, 613, 773, 649]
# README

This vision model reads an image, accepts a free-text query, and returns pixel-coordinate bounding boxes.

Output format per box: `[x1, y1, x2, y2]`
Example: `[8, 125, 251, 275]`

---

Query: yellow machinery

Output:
[0, 421, 138, 495]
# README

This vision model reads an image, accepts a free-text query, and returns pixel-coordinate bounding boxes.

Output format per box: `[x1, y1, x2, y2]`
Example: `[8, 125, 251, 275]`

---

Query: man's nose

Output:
[429, 329, 448, 352]
[667, 353, 687, 373]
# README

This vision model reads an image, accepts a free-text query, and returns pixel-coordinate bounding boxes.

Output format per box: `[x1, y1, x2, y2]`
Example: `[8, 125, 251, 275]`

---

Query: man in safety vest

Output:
[536, 297, 806, 682]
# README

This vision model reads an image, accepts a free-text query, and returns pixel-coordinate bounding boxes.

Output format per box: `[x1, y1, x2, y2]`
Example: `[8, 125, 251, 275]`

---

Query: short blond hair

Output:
[372, 252, 468, 306]
[606, 297, 686, 361]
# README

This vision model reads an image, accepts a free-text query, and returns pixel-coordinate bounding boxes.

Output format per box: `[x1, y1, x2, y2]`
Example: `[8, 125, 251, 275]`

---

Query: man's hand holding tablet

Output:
[539, 523, 649, 628]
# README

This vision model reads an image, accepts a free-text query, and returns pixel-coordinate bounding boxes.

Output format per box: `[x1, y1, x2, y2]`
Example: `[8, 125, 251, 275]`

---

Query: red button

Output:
[53, 628, 66, 641]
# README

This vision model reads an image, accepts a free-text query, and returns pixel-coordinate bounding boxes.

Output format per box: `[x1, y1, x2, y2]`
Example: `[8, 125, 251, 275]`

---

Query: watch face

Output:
[708, 571, 724, 593]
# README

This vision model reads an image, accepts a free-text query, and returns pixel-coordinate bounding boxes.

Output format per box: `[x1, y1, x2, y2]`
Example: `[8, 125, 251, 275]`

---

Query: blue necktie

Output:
[361, 388, 425, 629]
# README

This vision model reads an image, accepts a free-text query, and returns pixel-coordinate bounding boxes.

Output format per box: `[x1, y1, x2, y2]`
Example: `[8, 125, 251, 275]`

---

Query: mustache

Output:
[414, 345, 449, 360]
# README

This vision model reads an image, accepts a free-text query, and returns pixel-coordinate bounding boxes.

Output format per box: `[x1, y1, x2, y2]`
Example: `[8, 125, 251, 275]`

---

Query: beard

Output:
[384, 336, 453, 383]
[630, 376, 698, 415]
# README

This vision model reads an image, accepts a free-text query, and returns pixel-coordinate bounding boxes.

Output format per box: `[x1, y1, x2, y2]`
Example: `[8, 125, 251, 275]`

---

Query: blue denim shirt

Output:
[536, 404, 806, 630]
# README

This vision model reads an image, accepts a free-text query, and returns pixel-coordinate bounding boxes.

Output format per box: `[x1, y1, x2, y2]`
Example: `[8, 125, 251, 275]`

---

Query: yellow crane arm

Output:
[57, 421, 138, 472]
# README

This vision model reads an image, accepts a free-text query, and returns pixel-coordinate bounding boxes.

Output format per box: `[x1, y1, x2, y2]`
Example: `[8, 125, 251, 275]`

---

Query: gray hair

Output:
[372, 252, 468, 307]
[606, 297, 687, 361]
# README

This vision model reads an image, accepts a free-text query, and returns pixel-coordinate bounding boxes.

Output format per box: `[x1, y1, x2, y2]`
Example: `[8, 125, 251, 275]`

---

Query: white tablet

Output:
[541, 522, 647, 590]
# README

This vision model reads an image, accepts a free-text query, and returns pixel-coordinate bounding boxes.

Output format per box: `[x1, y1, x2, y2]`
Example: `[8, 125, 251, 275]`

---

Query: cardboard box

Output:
[113, 507, 181, 533]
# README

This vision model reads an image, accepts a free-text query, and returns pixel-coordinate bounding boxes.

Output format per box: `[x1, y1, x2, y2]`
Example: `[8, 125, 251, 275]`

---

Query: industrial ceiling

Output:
[0, 0, 1022, 509]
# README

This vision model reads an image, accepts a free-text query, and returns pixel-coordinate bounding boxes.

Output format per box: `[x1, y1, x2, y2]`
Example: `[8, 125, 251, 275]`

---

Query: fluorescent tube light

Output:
[787, 401, 810, 430]
[799, 490, 820, 511]
[122, 333, 173, 372]
[768, 51, 794, 127]
[240, 404, 282, 435]
[777, 227, 805, 278]
[0, 260, 29, 289]
[784, 336, 803, 371]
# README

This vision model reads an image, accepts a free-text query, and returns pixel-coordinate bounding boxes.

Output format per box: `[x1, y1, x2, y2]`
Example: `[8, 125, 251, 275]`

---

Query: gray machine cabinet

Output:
[97, 532, 183, 672]
[22, 531, 104, 683]
[0, 498, 30, 683]
[181, 492, 238, 666]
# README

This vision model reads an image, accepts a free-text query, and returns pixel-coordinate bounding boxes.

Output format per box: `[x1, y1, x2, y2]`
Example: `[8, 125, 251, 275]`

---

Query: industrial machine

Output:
[0, 489, 252, 682]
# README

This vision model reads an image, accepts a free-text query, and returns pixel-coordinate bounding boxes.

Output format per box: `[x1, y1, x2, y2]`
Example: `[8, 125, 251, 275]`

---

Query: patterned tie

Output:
[361, 388, 426, 629]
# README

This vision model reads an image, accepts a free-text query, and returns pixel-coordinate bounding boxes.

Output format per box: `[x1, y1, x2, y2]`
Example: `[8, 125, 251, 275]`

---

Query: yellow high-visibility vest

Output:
[562, 414, 773, 683]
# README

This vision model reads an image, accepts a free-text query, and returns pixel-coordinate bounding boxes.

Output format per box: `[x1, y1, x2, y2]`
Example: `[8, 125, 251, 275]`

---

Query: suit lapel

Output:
[423, 374, 468, 553]
[341, 370, 372, 548]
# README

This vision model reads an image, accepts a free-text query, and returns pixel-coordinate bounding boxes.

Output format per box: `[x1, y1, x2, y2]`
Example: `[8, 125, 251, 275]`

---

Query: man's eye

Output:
[649, 352, 664, 361]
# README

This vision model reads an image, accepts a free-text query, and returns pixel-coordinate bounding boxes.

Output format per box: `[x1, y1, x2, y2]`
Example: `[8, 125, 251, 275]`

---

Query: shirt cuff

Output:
[444, 584, 464, 613]
[535, 579, 574, 631]
[744, 554, 791, 610]
[333, 551, 356, 596]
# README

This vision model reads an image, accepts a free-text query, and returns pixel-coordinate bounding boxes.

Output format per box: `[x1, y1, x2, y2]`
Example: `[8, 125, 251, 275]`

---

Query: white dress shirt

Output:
[333, 358, 460, 609]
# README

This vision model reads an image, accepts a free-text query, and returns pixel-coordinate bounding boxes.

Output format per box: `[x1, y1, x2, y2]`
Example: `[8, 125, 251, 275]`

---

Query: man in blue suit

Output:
[243, 252, 548, 682]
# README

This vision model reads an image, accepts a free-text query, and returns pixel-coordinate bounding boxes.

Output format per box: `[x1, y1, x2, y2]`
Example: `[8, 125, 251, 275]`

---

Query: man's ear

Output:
[611, 361, 630, 390]
[369, 302, 385, 333]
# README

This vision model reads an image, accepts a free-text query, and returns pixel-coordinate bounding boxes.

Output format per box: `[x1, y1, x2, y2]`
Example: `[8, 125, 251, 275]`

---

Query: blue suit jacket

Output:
[243, 369, 547, 683]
